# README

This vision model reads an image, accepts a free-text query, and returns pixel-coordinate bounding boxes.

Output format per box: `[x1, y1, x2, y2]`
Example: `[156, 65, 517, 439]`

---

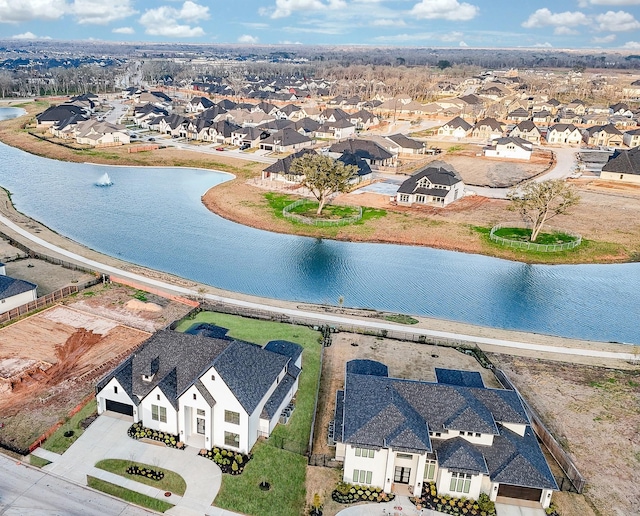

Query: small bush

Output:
[331, 482, 394, 504]
[199, 446, 250, 475]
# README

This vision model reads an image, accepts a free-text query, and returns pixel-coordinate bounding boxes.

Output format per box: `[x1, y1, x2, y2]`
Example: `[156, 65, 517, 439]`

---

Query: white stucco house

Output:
[96, 328, 302, 453]
[600, 147, 640, 185]
[333, 360, 557, 509]
[0, 265, 38, 315]
[395, 164, 465, 207]
[483, 137, 533, 160]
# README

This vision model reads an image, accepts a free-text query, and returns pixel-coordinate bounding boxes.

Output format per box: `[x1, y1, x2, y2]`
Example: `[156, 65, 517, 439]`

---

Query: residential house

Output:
[36, 104, 88, 128]
[186, 96, 215, 113]
[395, 163, 464, 206]
[333, 360, 557, 508]
[557, 110, 582, 125]
[261, 148, 318, 181]
[278, 104, 304, 121]
[96, 328, 302, 453]
[610, 102, 634, 118]
[349, 110, 379, 130]
[315, 119, 356, 140]
[484, 137, 533, 160]
[337, 151, 373, 184]
[231, 127, 268, 148]
[438, 117, 472, 138]
[509, 121, 541, 145]
[385, 134, 426, 155]
[532, 110, 554, 124]
[74, 120, 130, 147]
[600, 147, 640, 184]
[584, 124, 623, 148]
[319, 108, 350, 124]
[623, 128, 640, 148]
[294, 117, 321, 137]
[328, 139, 396, 167]
[0, 265, 37, 315]
[259, 128, 313, 152]
[546, 124, 582, 145]
[506, 108, 530, 123]
[471, 118, 504, 140]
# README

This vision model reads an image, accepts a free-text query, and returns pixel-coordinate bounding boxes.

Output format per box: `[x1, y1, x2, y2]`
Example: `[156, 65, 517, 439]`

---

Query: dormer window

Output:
[142, 374, 155, 382]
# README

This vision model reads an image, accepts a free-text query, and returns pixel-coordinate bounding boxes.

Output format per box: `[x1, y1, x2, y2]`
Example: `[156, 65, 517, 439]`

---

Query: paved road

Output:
[0, 212, 635, 362]
[0, 453, 151, 516]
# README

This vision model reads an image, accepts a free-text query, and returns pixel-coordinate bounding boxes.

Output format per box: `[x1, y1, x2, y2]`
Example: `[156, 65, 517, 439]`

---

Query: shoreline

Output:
[0, 186, 637, 367]
[0, 104, 636, 266]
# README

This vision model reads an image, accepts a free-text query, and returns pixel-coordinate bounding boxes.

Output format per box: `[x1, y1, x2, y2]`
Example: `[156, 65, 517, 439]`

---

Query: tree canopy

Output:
[290, 153, 357, 215]
[507, 180, 580, 242]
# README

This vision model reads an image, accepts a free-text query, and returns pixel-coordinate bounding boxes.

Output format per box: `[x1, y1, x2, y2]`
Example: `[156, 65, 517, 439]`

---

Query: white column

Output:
[383, 448, 395, 494]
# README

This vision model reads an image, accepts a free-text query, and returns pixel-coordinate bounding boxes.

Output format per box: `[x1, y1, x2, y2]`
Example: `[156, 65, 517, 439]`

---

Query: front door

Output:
[197, 417, 205, 435]
[394, 466, 411, 484]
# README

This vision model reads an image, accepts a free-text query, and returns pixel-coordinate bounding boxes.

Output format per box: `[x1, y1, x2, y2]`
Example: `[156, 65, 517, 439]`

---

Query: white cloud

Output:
[71, 0, 136, 24]
[592, 34, 616, 43]
[238, 34, 259, 43]
[579, 0, 640, 5]
[459, 40, 468, 47]
[11, 31, 51, 39]
[410, 0, 479, 21]
[139, 1, 209, 38]
[622, 40, 640, 48]
[522, 8, 589, 29]
[533, 42, 553, 47]
[440, 31, 463, 42]
[595, 10, 640, 31]
[554, 26, 579, 35]
[113, 26, 135, 34]
[269, 0, 346, 19]
[371, 18, 406, 27]
[0, 0, 66, 23]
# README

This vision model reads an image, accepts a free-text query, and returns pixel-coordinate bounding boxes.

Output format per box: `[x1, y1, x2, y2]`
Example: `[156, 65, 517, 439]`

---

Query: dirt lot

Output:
[312, 334, 501, 457]
[2, 258, 96, 296]
[0, 284, 193, 451]
[490, 354, 640, 516]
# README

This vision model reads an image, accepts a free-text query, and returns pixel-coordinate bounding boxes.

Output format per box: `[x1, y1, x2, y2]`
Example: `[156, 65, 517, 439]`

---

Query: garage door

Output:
[497, 484, 542, 502]
[106, 399, 134, 416]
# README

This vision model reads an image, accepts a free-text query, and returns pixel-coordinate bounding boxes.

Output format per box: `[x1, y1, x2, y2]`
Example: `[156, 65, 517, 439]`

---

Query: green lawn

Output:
[95, 459, 187, 496]
[42, 399, 97, 454]
[384, 314, 419, 325]
[212, 441, 307, 516]
[492, 227, 578, 245]
[175, 312, 322, 515]
[87, 475, 174, 513]
[29, 455, 52, 468]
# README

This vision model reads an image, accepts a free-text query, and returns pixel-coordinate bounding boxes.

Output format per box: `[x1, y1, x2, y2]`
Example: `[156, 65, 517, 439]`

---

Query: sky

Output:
[1, 0, 640, 50]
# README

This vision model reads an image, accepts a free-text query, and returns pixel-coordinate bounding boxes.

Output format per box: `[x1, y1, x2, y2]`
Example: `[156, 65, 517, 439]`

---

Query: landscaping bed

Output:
[331, 481, 394, 504]
[198, 446, 251, 475]
[127, 422, 184, 449]
[410, 483, 495, 516]
[95, 458, 187, 496]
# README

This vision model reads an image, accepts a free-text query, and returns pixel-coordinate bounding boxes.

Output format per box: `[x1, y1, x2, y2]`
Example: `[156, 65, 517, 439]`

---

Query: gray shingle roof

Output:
[346, 359, 388, 377]
[434, 437, 489, 475]
[264, 340, 303, 363]
[263, 148, 317, 175]
[0, 274, 37, 299]
[397, 165, 462, 194]
[329, 139, 393, 161]
[387, 133, 424, 150]
[435, 368, 485, 388]
[602, 147, 640, 175]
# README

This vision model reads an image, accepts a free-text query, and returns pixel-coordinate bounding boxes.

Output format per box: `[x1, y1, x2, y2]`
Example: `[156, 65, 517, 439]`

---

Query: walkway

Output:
[38, 414, 230, 516]
[335, 496, 447, 515]
[0, 212, 636, 362]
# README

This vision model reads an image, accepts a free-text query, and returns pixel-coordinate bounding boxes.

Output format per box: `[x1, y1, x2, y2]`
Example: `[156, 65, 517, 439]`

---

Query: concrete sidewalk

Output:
[41, 414, 225, 515]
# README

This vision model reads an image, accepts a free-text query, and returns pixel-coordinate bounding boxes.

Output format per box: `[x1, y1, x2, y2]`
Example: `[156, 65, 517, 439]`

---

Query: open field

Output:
[490, 354, 640, 516]
[0, 285, 192, 452]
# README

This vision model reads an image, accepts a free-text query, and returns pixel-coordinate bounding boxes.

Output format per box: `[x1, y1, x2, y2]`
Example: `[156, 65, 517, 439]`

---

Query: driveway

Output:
[495, 502, 546, 516]
[42, 414, 223, 515]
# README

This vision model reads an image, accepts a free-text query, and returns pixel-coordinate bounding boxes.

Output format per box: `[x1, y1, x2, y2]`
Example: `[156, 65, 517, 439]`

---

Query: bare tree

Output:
[507, 180, 580, 242]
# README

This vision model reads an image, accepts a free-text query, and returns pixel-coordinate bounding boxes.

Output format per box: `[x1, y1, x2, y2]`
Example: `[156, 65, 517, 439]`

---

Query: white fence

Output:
[489, 224, 582, 252]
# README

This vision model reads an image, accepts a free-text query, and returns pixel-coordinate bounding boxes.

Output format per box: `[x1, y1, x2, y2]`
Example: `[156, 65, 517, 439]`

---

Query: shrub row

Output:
[127, 422, 184, 450]
[411, 483, 495, 516]
[198, 446, 251, 475]
[331, 482, 395, 504]
[126, 465, 164, 481]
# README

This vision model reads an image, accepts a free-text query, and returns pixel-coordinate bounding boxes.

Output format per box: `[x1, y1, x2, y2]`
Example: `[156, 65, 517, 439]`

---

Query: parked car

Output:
[216, 147, 225, 151]
[148, 137, 155, 141]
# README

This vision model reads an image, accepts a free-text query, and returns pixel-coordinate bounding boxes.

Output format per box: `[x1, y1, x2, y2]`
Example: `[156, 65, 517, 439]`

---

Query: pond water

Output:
[0, 108, 638, 345]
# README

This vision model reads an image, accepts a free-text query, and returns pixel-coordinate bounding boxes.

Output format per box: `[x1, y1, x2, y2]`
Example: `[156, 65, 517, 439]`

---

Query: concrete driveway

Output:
[495, 502, 546, 516]
[41, 414, 223, 515]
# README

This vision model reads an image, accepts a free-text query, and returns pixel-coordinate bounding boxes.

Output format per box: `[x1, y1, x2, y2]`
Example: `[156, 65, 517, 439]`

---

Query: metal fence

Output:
[489, 224, 582, 252]
[282, 199, 363, 227]
[494, 369, 586, 493]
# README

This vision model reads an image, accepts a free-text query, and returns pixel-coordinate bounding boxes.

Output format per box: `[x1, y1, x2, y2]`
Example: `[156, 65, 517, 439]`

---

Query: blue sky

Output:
[1, 0, 640, 49]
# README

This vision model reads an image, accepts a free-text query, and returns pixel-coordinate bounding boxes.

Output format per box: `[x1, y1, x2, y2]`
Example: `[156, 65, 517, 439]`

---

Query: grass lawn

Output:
[95, 459, 187, 496]
[87, 475, 174, 513]
[384, 314, 419, 325]
[213, 441, 307, 516]
[175, 312, 322, 516]
[29, 455, 52, 468]
[493, 227, 578, 245]
[42, 399, 97, 454]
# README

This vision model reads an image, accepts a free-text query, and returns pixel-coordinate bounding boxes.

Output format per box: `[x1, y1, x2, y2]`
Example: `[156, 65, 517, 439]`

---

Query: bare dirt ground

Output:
[2, 257, 96, 296]
[0, 285, 192, 451]
[489, 354, 640, 516]
[312, 334, 501, 457]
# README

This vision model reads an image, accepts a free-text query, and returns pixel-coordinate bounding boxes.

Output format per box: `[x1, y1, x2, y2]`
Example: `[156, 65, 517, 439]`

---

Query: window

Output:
[197, 409, 205, 416]
[450, 472, 471, 494]
[157, 394, 160, 401]
[224, 431, 240, 447]
[475, 433, 481, 438]
[435, 432, 442, 437]
[353, 469, 373, 484]
[399, 194, 409, 202]
[225, 410, 240, 425]
[467, 432, 473, 436]
[396, 453, 413, 459]
[114, 386, 118, 394]
[354, 448, 375, 458]
[424, 460, 436, 481]
[193, 393, 197, 400]
[211, 374, 215, 381]
[151, 404, 167, 423]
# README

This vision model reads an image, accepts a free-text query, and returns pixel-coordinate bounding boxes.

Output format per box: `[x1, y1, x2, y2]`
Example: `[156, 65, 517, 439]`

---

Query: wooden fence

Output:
[494, 368, 587, 493]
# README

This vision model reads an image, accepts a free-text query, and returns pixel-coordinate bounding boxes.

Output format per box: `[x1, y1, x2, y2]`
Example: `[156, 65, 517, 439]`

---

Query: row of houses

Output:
[439, 116, 640, 148]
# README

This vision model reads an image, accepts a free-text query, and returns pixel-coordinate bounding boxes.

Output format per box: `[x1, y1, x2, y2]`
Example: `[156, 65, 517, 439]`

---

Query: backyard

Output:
[174, 311, 322, 516]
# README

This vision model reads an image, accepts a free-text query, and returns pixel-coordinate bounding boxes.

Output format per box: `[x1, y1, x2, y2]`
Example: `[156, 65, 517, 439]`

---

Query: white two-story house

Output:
[96, 328, 302, 453]
[395, 164, 465, 207]
[333, 360, 557, 509]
